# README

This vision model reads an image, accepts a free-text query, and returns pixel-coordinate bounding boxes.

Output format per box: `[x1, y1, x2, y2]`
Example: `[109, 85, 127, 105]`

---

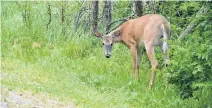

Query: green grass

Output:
[1, 38, 200, 108]
[1, 2, 204, 107]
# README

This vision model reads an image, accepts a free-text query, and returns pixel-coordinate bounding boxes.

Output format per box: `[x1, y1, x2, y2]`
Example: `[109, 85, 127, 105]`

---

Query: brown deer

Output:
[93, 14, 171, 89]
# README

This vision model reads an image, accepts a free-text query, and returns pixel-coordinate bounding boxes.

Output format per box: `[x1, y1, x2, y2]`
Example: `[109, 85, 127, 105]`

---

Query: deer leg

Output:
[160, 44, 169, 67]
[136, 46, 143, 76]
[145, 43, 158, 89]
[130, 46, 139, 80]
[136, 46, 142, 69]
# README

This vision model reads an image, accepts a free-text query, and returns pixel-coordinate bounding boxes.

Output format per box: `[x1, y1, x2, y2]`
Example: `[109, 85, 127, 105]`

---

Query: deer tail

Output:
[161, 24, 170, 54]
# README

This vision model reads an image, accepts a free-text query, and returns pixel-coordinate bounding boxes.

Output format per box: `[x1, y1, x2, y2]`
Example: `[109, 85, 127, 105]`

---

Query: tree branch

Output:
[179, 4, 209, 39]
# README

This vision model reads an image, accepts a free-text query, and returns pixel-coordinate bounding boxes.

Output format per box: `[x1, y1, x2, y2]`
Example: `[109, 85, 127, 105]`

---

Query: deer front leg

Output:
[130, 46, 139, 80]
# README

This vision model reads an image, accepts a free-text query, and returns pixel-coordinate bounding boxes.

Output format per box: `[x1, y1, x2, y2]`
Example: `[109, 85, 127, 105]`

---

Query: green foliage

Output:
[62, 39, 93, 58]
[1, 1, 212, 107]
[193, 87, 212, 107]
[167, 11, 212, 101]
[113, 1, 132, 18]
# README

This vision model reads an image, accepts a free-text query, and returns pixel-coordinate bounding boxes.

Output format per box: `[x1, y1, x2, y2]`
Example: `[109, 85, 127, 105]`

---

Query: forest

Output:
[1, 1, 212, 108]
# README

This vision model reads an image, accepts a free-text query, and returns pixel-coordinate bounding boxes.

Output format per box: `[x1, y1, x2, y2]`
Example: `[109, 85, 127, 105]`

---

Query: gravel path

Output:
[1, 86, 75, 108]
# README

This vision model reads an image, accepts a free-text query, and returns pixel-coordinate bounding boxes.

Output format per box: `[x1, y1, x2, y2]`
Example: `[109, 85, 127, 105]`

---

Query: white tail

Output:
[161, 24, 170, 65]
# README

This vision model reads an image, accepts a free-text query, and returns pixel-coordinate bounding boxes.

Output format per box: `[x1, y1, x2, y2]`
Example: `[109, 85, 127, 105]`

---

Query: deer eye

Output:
[110, 43, 113, 46]
[102, 43, 104, 45]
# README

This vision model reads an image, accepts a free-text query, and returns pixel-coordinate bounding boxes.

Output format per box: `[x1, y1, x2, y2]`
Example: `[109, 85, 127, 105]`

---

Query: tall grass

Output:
[1, 32, 201, 107]
[1, 1, 208, 108]
[2, 37, 188, 107]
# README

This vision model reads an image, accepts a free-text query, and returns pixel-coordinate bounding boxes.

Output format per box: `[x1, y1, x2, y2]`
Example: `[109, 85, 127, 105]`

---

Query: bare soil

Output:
[1, 86, 75, 108]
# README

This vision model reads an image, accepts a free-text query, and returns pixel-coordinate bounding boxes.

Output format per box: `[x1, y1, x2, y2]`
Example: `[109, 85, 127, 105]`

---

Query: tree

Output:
[92, 1, 99, 34]
[74, 1, 86, 30]
[46, 2, 51, 29]
[133, 1, 144, 17]
[151, 0, 156, 14]
[60, 1, 67, 36]
[103, 1, 112, 28]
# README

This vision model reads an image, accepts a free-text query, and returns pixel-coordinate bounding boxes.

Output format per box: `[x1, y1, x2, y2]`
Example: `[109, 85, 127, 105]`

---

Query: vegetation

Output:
[1, 1, 212, 108]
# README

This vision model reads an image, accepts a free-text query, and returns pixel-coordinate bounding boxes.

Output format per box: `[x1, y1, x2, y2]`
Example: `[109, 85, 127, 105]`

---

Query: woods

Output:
[1, 1, 212, 108]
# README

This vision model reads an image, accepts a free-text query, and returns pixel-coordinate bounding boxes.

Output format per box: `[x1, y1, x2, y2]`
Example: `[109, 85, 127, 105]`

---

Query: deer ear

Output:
[113, 30, 122, 41]
[113, 30, 121, 37]
[94, 32, 103, 38]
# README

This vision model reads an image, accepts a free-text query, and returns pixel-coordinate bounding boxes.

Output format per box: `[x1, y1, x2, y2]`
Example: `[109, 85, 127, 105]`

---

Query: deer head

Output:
[92, 24, 121, 58]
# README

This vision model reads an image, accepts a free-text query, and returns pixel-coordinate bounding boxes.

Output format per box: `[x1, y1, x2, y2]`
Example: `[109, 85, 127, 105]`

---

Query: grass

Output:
[1, 37, 200, 108]
[1, 2, 203, 107]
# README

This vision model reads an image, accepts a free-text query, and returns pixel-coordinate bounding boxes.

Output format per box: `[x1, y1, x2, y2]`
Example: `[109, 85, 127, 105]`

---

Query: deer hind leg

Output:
[130, 46, 139, 80]
[136, 46, 143, 71]
[161, 42, 169, 66]
[145, 43, 158, 89]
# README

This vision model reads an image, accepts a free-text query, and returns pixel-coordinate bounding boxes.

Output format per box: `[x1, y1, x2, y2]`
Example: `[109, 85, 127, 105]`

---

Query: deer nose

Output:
[105, 54, 110, 58]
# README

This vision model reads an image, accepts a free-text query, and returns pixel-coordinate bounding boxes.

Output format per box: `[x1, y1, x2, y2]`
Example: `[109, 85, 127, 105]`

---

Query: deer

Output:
[92, 14, 171, 89]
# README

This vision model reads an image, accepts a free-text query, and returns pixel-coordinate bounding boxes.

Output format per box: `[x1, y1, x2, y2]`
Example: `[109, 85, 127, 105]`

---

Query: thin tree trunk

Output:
[75, 1, 86, 30]
[61, 1, 65, 24]
[103, 1, 112, 27]
[46, 3, 51, 29]
[84, 2, 92, 33]
[151, 0, 156, 14]
[133, 1, 144, 17]
[61, 1, 66, 36]
[92, 1, 99, 33]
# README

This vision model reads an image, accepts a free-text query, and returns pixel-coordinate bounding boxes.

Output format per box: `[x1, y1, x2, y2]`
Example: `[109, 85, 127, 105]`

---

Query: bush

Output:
[167, 20, 212, 99]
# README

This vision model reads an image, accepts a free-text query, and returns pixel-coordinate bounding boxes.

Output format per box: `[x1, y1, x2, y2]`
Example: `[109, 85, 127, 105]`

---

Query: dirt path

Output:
[1, 86, 75, 108]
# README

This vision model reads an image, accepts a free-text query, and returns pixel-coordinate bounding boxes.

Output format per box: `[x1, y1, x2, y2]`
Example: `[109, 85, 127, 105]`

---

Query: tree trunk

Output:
[74, 1, 86, 30]
[133, 1, 143, 17]
[61, 1, 65, 24]
[46, 3, 51, 29]
[92, 1, 99, 33]
[103, 1, 112, 28]
[61, 1, 66, 36]
[151, 0, 156, 14]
